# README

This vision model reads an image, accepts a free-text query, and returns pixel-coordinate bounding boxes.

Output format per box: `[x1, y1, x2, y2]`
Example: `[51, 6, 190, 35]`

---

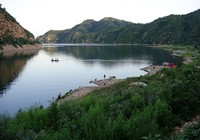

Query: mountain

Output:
[38, 9, 200, 45]
[0, 5, 42, 52]
[37, 17, 133, 43]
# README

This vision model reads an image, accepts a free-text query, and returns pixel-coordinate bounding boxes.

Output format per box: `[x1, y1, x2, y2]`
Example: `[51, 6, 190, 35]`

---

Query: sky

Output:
[1, 0, 200, 37]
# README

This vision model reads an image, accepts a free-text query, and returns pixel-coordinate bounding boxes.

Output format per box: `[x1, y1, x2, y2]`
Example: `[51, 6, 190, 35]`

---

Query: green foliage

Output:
[158, 64, 200, 121]
[0, 114, 16, 139]
[24, 29, 35, 39]
[0, 37, 38, 46]
[47, 102, 59, 130]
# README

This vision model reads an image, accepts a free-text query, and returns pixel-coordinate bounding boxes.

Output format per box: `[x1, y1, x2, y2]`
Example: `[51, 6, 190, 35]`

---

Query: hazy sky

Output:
[1, 0, 200, 37]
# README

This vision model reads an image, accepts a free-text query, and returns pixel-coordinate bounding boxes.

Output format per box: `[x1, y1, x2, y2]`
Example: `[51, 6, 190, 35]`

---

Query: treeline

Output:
[1, 50, 200, 139]
[0, 37, 39, 48]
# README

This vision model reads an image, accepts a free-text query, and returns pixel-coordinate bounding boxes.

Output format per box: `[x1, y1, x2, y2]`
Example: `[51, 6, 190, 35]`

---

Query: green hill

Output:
[37, 17, 133, 43]
[37, 9, 200, 45]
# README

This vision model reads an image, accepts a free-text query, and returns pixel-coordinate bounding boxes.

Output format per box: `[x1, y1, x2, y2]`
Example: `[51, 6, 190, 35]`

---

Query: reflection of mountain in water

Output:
[0, 51, 39, 94]
[44, 45, 183, 66]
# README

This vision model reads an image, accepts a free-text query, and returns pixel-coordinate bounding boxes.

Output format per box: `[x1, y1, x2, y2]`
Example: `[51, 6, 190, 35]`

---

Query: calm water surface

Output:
[0, 44, 182, 115]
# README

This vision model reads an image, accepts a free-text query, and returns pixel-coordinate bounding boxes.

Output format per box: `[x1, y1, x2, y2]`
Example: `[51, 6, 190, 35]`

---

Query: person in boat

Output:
[51, 58, 59, 62]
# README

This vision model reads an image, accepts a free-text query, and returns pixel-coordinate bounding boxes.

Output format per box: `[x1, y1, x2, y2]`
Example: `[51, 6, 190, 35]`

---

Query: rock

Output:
[130, 82, 147, 87]
[0, 7, 42, 52]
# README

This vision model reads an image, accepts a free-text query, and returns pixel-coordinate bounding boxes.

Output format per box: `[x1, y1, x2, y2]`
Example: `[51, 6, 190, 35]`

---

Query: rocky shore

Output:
[0, 44, 42, 53]
[140, 65, 169, 75]
[57, 76, 123, 104]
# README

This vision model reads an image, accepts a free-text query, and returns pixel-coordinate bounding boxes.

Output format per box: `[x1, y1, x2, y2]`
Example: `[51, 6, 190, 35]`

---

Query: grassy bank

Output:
[1, 45, 200, 139]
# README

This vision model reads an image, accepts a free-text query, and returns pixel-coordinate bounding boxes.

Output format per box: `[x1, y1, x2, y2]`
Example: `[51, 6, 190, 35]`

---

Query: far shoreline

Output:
[42, 43, 137, 47]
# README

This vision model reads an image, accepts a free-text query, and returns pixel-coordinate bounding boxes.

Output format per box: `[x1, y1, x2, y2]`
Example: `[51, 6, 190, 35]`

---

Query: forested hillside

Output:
[118, 9, 200, 45]
[37, 9, 200, 45]
[37, 17, 133, 43]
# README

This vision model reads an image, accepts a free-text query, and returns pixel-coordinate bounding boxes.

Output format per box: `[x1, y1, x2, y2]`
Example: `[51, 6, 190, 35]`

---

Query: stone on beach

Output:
[130, 82, 147, 87]
[141, 65, 168, 75]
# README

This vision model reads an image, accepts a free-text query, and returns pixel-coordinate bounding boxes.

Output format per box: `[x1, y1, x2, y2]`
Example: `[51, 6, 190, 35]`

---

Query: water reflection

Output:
[44, 45, 183, 66]
[0, 50, 39, 95]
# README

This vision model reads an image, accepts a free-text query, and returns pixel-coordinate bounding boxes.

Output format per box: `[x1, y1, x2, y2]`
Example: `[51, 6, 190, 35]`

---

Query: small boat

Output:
[51, 58, 59, 62]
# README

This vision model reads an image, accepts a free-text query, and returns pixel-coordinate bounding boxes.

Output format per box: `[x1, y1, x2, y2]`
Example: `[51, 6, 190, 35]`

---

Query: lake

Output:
[0, 44, 182, 115]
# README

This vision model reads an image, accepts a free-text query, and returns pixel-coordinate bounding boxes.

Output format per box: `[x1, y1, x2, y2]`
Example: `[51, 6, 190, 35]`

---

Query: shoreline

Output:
[0, 44, 42, 53]
[140, 57, 193, 76]
[140, 65, 169, 75]
[56, 63, 165, 103]
[57, 76, 123, 104]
